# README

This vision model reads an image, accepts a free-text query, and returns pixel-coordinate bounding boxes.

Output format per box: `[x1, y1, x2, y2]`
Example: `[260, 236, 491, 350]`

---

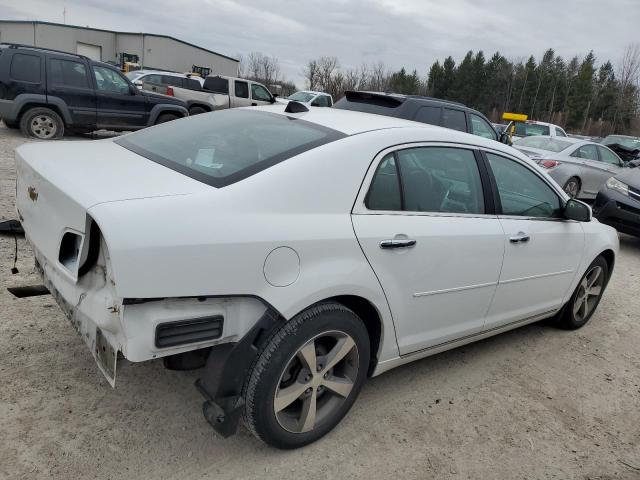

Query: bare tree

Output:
[302, 59, 319, 90]
[370, 61, 389, 91]
[613, 43, 640, 130]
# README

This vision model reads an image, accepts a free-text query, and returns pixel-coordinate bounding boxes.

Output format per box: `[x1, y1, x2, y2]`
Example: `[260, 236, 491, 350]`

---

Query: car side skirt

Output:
[372, 308, 559, 377]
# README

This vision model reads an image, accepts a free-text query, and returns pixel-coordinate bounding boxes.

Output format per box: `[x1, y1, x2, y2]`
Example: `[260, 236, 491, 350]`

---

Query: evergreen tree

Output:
[566, 52, 596, 130]
[441, 56, 456, 99]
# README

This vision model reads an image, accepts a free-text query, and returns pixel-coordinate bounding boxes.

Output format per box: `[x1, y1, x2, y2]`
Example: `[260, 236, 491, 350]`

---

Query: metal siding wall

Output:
[142, 36, 238, 76]
[0, 22, 38, 45]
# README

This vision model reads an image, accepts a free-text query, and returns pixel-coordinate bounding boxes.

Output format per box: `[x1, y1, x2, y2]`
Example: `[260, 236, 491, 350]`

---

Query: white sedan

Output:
[15, 105, 618, 449]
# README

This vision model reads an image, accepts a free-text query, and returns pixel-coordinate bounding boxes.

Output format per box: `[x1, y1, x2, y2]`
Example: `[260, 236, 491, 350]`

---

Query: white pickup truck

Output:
[167, 75, 277, 115]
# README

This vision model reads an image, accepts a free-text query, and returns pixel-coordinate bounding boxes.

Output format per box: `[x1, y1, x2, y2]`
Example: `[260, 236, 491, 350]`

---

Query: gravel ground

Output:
[1, 123, 639, 480]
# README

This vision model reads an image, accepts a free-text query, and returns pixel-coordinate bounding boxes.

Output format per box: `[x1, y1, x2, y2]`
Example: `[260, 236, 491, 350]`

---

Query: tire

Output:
[155, 113, 179, 124]
[189, 106, 207, 115]
[556, 256, 609, 330]
[3, 119, 18, 129]
[563, 177, 580, 198]
[19, 107, 64, 139]
[243, 302, 370, 449]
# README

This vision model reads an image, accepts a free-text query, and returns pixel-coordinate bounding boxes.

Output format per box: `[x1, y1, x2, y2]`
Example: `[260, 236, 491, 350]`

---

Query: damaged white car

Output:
[15, 103, 618, 448]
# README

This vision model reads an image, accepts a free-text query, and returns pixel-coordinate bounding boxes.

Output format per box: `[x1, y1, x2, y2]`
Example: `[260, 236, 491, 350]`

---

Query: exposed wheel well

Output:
[326, 295, 382, 376]
[188, 103, 212, 112]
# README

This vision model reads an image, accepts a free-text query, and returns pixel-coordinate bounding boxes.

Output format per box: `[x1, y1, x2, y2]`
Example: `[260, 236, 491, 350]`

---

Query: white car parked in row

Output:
[15, 104, 618, 448]
[277, 90, 333, 107]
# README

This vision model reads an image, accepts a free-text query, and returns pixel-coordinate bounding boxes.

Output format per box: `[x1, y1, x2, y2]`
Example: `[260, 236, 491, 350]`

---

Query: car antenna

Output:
[284, 101, 309, 113]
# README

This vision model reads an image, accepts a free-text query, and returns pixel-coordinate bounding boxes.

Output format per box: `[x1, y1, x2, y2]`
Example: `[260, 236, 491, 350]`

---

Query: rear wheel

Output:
[563, 177, 580, 198]
[557, 256, 609, 329]
[20, 107, 64, 139]
[155, 113, 179, 124]
[243, 302, 370, 449]
[189, 106, 208, 115]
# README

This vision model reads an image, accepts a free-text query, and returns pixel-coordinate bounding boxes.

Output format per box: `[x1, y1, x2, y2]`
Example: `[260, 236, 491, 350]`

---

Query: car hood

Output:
[614, 167, 640, 187]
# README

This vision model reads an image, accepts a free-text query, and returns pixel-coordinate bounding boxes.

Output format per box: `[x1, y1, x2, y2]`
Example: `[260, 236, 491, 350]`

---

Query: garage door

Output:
[76, 42, 102, 61]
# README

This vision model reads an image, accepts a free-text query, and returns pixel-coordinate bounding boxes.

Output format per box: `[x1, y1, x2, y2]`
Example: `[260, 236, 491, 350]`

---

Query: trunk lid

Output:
[16, 138, 210, 274]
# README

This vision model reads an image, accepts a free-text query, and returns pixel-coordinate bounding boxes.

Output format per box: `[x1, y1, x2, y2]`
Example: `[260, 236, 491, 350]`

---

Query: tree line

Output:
[238, 45, 640, 136]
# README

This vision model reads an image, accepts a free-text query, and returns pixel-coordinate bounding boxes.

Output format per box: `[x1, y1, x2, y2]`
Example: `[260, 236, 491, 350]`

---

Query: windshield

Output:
[514, 136, 573, 153]
[115, 110, 345, 188]
[603, 136, 640, 150]
[514, 123, 550, 137]
[287, 92, 316, 102]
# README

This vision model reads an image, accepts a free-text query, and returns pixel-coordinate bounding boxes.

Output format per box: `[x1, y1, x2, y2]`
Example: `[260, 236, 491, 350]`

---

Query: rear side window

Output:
[49, 59, 89, 88]
[555, 127, 567, 137]
[203, 76, 229, 94]
[115, 110, 346, 188]
[414, 106, 441, 125]
[143, 74, 163, 85]
[366, 147, 485, 214]
[235, 80, 249, 98]
[10, 53, 41, 83]
[162, 75, 183, 87]
[442, 109, 467, 132]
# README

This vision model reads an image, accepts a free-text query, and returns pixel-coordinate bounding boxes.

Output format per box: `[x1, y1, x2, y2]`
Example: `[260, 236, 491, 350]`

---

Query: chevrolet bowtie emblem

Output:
[28, 186, 38, 202]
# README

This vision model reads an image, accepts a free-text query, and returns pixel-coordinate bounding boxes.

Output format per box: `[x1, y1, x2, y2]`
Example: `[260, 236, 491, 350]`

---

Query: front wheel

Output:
[557, 256, 609, 329]
[243, 302, 370, 449]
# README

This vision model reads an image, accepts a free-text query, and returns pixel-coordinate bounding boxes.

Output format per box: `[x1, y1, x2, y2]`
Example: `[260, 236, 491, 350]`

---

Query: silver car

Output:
[513, 136, 628, 199]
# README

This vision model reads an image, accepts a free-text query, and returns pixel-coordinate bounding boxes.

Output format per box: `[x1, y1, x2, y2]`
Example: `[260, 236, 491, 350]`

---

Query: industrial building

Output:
[0, 20, 239, 77]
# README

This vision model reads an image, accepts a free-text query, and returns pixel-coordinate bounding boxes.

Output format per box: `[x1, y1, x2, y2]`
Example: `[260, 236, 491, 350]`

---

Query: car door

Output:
[46, 55, 96, 127]
[250, 83, 274, 106]
[596, 145, 625, 181]
[352, 145, 505, 355]
[483, 152, 584, 329]
[574, 144, 619, 197]
[91, 64, 149, 129]
[232, 80, 251, 108]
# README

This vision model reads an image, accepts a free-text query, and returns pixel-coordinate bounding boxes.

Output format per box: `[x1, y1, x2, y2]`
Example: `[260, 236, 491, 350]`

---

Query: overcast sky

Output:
[2, 0, 639, 86]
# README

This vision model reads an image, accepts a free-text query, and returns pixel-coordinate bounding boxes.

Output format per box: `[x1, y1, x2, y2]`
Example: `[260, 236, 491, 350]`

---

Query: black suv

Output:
[334, 91, 507, 144]
[0, 44, 188, 139]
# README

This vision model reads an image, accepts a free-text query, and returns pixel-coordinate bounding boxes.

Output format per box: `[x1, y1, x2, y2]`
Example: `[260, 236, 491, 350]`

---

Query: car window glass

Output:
[49, 59, 89, 88]
[597, 146, 622, 165]
[10, 53, 41, 82]
[470, 114, 497, 140]
[555, 127, 567, 137]
[313, 95, 331, 107]
[486, 153, 561, 218]
[203, 76, 229, 94]
[92, 66, 130, 94]
[397, 147, 484, 214]
[161, 75, 183, 87]
[184, 78, 202, 90]
[414, 106, 441, 125]
[251, 84, 272, 102]
[143, 74, 163, 85]
[366, 154, 402, 211]
[571, 144, 598, 161]
[515, 123, 550, 136]
[235, 81, 249, 98]
[441, 109, 467, 132]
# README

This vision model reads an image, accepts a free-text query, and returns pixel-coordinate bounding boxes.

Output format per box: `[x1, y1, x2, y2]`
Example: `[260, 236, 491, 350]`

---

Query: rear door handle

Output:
[380, 239, 416, 249]
[509, 232, 530, 243]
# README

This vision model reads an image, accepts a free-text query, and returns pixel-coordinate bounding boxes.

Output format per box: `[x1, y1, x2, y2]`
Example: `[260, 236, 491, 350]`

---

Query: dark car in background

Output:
[594, 169, 640, 237]
[333, 91, 505, 143]
[0, 44, 188, 138]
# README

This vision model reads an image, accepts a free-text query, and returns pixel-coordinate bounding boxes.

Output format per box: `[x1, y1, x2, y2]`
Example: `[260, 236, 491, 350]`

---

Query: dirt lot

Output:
[1, 123, 639, 480]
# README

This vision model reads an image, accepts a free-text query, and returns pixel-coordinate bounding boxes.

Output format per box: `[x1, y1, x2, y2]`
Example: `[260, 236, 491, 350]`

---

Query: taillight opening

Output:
[166, 86, 174, 96]
[540, 160, 561, 169]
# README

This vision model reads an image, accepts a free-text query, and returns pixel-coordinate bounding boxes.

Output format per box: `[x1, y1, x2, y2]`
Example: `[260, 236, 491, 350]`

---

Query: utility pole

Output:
[63, 7, 66, 24]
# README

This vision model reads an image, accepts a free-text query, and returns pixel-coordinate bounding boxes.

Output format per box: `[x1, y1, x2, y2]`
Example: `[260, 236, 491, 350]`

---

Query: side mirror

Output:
[128, 84, 138, 95]
[564, 198, 592, 222]
[269, 96, 276, 104]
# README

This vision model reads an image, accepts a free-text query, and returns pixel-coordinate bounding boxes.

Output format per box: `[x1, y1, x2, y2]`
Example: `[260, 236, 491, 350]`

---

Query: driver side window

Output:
[486, 153, 561, 218]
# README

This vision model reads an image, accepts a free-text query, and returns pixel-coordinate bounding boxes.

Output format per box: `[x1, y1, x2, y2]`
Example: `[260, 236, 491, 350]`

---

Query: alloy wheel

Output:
[273, 330, 359, 434]
[573, 265, 604, 322]
[30, 115, 57, 139]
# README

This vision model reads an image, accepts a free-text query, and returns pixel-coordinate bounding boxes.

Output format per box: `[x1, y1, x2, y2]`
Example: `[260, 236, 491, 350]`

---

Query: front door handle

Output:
[380, 239, 416, 249]
[509, 232, 530, 243]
